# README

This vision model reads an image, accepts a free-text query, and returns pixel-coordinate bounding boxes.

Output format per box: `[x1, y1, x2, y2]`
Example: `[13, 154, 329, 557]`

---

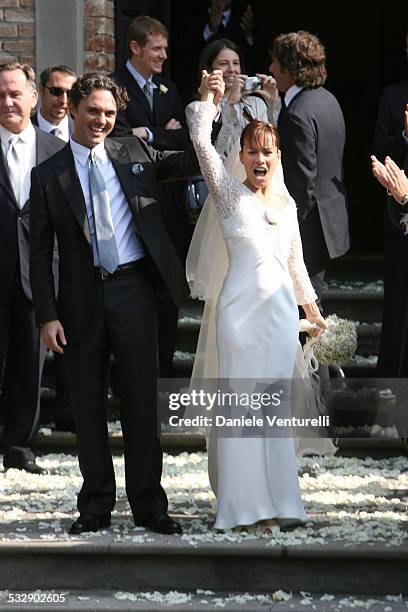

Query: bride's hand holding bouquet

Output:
[301, 302, 327, 337]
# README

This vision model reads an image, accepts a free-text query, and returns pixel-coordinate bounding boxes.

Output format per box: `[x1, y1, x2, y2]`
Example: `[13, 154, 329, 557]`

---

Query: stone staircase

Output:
[2, 255, 408, 611]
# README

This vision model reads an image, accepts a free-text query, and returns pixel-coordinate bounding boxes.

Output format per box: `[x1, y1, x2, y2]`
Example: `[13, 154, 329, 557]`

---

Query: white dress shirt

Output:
[37, 109, 71, 142]
[126, 59, 157, 143]
[0, 122, 36, 208]
[284, 84, 304, 108]
[70, 138, 145, 266]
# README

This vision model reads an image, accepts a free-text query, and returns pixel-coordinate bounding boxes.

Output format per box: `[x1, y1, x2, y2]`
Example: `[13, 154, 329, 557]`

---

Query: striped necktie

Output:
[143, 80, 154, 111]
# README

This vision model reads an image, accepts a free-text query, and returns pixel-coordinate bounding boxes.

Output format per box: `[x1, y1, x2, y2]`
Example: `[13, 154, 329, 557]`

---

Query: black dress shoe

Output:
[69, 513, 111, 535]
[4, 460, 48, 475]
[135, 512, 182, 535]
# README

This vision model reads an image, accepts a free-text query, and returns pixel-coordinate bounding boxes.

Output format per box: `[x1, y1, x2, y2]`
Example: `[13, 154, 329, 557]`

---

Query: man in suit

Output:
[0, 63, 64, 473]
[33, 64, 76, 141]
[269, 31, 350, 299]
[33, 64, 77, 432]
[371, 152, 408, 379]
[29, 73, 200, 535]
[372, 29, 408, 377]
[112, 16, 190, 378]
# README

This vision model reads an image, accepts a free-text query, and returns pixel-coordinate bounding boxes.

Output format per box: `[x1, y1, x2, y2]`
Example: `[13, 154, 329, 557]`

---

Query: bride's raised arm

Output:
[186, 70, 238, 216]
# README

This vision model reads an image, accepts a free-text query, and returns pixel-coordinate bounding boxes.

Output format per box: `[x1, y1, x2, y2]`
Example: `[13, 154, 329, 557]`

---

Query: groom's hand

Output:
[41, 320, 67, 354]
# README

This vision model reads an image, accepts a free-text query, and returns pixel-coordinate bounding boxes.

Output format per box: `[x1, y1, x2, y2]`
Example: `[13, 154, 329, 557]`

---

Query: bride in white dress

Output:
[187, 71, 327, 530]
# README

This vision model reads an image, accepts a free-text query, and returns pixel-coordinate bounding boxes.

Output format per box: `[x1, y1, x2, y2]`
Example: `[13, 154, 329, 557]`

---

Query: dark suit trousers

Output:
[63, 265, 168, 518]
[377, 233, 408, 377]
[300, 207, 330, 279]
[1, 273, 44, 467]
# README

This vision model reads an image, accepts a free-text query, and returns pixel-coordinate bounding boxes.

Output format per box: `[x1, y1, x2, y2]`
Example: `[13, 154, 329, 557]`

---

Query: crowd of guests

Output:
[0, 8, 407, 535]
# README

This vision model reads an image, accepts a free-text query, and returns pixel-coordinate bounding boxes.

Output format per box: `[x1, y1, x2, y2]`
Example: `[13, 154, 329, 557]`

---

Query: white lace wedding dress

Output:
[188, 100, 318, 529]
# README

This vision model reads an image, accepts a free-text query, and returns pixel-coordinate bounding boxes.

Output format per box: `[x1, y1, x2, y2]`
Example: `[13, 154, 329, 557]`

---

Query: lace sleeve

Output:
[287, 210, 318, 305]
[186, 100, 239, 218]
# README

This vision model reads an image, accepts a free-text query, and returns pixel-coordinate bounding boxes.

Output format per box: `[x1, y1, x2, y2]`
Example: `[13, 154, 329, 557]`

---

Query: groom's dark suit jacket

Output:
[29, 136, 198, 343]
[278, 87, 350, 276]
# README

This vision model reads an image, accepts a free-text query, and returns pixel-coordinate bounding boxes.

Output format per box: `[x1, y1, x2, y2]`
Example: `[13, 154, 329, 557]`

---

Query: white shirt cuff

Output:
[146, 127, 153, 144]
[203, 23, 215, 41]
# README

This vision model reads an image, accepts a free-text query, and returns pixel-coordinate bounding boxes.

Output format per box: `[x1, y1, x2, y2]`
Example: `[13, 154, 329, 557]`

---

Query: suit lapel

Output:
[105, 138, 141, 221]
[35, 126, 60, 164]
[152, 76, 163, 124]
[0, 146, 18, 209]
[55, 144, 91, 245]
[123, 66, 154, 122]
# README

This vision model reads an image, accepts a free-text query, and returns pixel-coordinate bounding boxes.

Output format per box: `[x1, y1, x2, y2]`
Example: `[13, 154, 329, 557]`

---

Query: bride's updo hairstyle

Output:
[240, 120, 279, 152]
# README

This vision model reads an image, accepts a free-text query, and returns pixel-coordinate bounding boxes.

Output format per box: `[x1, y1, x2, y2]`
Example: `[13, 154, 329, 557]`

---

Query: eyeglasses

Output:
[45, 86, 70, 97]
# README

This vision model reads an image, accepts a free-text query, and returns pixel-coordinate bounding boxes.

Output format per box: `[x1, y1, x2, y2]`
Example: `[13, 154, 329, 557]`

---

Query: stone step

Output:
[0, 537, 406, 597]
[323, 288, 383, 323]
[1, 590, 405, 611]
[17, 429, 407, 458]
[325, 254, 384, 283]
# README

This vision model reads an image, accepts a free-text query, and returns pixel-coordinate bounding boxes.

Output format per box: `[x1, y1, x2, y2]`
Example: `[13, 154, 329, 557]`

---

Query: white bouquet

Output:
[303, 314, 357, 365]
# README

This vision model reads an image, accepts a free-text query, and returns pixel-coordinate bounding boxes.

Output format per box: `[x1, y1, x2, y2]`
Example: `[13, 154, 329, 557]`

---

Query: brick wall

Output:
[84, 0, 115, 73]
[0, 0, 115, 73]
[0, 0, 35, 66]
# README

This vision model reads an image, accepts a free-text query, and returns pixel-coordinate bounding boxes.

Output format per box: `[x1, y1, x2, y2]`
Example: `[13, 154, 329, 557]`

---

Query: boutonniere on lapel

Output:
[158, 84, 168, 95]
[131, 163, 144, 176]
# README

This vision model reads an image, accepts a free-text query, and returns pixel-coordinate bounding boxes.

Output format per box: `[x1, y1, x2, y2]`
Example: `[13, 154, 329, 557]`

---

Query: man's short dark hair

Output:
[39, 64, 77, 88]
[68, 72, 128, 111]
[271, 31, 327, 88]
[126, 15, 168, 53]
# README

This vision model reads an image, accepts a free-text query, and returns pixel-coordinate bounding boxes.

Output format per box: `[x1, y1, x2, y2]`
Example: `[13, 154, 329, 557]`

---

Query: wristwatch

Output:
[400, 193, 408, 206]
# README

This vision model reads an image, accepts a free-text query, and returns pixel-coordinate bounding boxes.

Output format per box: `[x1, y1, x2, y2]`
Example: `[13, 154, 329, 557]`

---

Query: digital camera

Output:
[242, 76, 262, 92]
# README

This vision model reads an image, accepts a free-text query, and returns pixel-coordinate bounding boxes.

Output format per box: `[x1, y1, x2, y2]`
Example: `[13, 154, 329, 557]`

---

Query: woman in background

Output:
[197, 38, 280, 159]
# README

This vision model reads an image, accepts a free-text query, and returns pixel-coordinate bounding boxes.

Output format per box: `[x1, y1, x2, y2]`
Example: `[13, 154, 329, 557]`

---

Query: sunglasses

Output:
[45, 86, 70, 97]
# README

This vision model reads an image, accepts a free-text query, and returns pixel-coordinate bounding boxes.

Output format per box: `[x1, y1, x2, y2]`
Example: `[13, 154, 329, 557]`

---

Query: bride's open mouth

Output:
[253, 167, 267, 177]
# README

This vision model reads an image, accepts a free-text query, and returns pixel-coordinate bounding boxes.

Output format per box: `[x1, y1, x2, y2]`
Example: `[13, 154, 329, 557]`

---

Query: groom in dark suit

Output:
[0, 63, 64, 473]
[29, 73, 199, 535]
[269, 31, 350, 297]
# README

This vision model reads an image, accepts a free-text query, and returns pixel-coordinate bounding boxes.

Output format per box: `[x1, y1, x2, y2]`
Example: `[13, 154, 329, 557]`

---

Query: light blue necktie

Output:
[88, 151, 119, 274]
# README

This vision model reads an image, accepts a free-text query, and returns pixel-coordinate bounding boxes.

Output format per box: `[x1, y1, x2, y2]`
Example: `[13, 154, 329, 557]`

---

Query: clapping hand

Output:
[240, 4, 254, 37]
[371, 154, 408, 204]
[208, 0, 228, 33]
